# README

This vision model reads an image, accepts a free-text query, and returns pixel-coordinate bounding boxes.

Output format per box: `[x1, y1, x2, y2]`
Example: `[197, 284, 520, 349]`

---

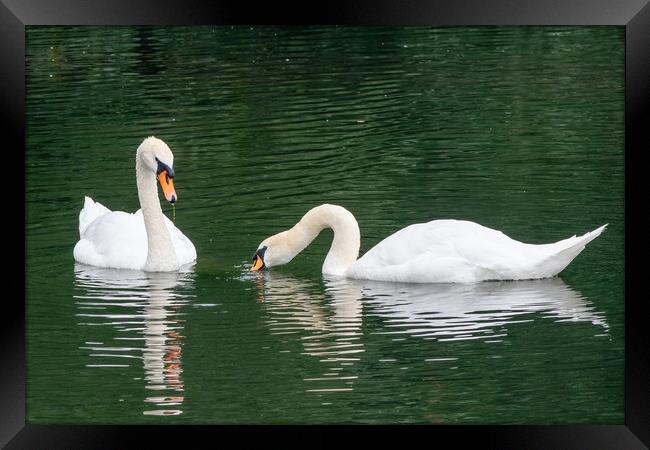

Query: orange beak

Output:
[157, 170, 177, 203]
[251, 255, 264, 272]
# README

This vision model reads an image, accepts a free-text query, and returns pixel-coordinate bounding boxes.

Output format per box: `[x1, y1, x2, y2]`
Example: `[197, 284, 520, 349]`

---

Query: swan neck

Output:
[136, 159, 179, 271]
[290, 204, 361, 276]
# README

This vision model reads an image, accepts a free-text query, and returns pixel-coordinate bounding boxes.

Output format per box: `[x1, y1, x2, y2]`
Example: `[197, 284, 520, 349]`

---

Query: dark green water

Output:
[26, 26, 624, 424]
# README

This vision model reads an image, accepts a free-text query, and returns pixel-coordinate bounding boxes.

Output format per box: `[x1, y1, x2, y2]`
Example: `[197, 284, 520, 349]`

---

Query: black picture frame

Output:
[4, 0, 648, 448]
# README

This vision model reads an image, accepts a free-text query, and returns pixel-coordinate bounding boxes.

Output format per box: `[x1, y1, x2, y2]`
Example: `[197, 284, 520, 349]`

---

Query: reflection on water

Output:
[250, 271, 608, 397]
[251, 272, 365, 394]
[349, 277, 609, 341]
[73, 264, 195, 416]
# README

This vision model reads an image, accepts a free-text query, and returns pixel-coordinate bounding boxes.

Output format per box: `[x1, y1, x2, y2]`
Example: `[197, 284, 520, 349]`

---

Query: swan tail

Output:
[536, 224, 608, 277]
[78, 196, 111, 237]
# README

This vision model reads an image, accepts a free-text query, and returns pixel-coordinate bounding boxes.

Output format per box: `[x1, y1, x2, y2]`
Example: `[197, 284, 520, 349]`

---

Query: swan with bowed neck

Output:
[73, 137, 197, 272]
[250, 204, 606, 283]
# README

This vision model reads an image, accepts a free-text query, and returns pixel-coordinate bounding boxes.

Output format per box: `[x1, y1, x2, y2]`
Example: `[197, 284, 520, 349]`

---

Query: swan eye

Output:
[155, 157, 175, 178]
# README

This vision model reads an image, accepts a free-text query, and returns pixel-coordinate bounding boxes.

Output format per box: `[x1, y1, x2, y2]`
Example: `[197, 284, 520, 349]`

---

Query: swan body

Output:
[251, 204, 606, 284]
[73, 137, 197, 272]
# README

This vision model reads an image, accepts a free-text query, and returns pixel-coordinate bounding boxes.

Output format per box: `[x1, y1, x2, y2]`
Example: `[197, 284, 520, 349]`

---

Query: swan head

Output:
[251, 231, 295, 272]
[137, 136, 177, 203]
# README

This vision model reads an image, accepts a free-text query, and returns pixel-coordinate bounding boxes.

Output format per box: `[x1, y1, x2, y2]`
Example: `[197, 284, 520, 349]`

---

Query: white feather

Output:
[347, 220, 607, 283]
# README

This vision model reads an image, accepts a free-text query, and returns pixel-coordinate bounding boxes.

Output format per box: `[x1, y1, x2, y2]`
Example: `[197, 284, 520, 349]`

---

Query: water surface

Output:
[26, 26, 624, 424]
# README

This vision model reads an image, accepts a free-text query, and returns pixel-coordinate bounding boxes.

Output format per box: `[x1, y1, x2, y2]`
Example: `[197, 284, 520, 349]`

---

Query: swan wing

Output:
[348, 220, 605, 283]
[348, 220, 521, 282]
[74, 209, 148, 270]
[78, 196, 112, 236]
[162, 215, 198, 267]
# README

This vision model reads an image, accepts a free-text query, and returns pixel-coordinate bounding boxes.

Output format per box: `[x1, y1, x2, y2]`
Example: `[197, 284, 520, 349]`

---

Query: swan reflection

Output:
[346, 277, 608, 341]
[251, 271, 608, 394]
[251, 272, 364, 394]
[73, 263, 195, 416]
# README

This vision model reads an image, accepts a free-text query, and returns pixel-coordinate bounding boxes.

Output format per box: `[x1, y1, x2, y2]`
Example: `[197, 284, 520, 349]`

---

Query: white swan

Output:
[73, 137, 197, 272]
[250, 204, 606, 283]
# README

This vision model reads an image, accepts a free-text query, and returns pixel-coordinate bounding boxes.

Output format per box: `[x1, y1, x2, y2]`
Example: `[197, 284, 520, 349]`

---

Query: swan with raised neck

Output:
[73, 136, 189, 272]
[252, 204, 360, 276]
